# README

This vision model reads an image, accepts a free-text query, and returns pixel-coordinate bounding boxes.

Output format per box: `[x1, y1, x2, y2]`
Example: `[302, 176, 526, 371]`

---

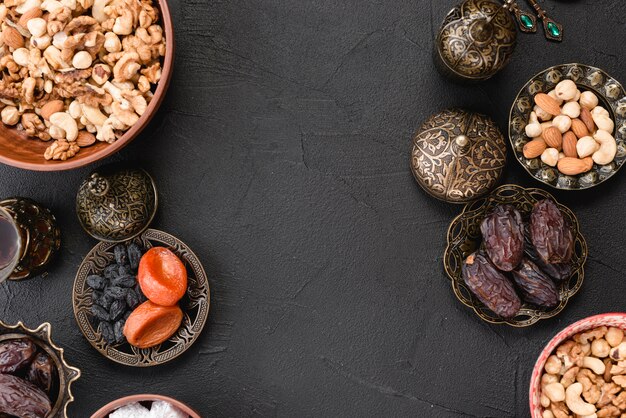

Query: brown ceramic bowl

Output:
[0, 0, 174, 171]
[91, 394, 202, 418]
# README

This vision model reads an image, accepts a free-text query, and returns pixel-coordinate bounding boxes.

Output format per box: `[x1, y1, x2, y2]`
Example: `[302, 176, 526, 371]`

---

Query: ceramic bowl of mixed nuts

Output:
[0, 0, 173, 171]
[530, 313, 626, 418]
[510, 63, 626, 190]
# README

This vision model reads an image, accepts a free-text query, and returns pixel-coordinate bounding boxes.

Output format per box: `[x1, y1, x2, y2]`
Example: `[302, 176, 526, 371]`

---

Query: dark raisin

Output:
[99, 293, 114, 310]
[111, 274, 136, 288]
[86, 274, 106, 290]
[512, 258, 559, 308]
[118, 265, 130, 277]
[0, 338, 37, 374]
[462, 252, 521, 319]
[134, 284, 147, 303]
[114, 244, 128, 265]
[103, 264, 119, 280]
[92, 290, 103, 305]
[109, 299, 127, 322]
[104, 286, 127, 300]
[480, 205, 525, 271]
[113, 319, 126, 344]
[530, 199, 574, 264]
[125, 288, 140, 309]
[127, 243, 142, 271]
[124, 311, 132, 321]
[91, 304, 110, 321]
[98, 321, 116, 345]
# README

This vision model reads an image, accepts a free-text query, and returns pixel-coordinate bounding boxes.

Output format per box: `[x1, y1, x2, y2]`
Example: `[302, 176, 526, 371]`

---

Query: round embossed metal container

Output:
[0, 321, 81, 417]
[73, 228, 210, 367]
[510, 63, 626, 190]
[443, 184, 587, 327]
[411, 108, 507, 203]
[76, 166, 157, 242]
[435, 0, 517, 82]
[91, 394, 202, 418]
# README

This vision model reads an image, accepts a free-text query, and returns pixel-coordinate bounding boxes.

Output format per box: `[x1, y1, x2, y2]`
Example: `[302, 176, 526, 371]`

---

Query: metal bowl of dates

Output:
[509, 63, 626, 190]
[0, 321, 81, 417]
[72, 229, 210, 367]
[443, 184, 587, 327]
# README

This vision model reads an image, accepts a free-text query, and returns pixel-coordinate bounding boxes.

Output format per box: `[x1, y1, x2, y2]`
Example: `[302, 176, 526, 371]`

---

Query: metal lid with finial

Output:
[435, 0, 517, 82]
[76, 165, 158, 242]
[410, 108, 506, 203]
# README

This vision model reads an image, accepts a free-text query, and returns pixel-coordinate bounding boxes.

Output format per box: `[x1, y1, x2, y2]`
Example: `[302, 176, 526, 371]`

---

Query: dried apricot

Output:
[123, 301, 183, 348]
[137, 247, 187, 306]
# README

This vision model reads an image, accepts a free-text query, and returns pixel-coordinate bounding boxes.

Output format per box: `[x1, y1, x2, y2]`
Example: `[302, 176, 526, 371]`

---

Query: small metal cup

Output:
[0, 206, 22, 284]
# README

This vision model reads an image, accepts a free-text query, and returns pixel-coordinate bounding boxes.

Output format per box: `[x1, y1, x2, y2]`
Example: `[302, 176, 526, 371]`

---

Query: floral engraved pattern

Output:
[411, 109, 506, 203]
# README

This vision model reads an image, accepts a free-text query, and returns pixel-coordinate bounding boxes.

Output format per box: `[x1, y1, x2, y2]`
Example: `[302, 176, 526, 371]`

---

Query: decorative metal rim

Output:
[509, 63, 626, 190]
[443, 184, 588, 327]
[72, 228, 210, 367]
[0, 320, 81, 418]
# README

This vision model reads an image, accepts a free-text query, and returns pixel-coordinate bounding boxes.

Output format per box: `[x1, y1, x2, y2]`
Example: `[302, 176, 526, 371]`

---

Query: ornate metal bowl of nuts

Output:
[0, 320, 81, 417]
[509, 63, 626, 190]
[72, 229, 210, 367]
[443, 184, 587, 327]
[0, 0, 174, 171]
[529, 313, 626, 417]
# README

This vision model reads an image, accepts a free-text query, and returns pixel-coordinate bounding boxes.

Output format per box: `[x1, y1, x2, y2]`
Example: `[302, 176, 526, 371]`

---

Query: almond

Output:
[18, 8, 43, 28]
[2, 27, 24, 50]
[557, 157, 593, 176]
[543, 126, 563, 150]
[562, 132, 578, 158]
[580, 108, 595, 133]
[76, 131, 96, 147]
[570, 118, 589, 139]
[534, 93, 561, 116]
[40, 100, 65, 120]
[523, 138, 547, 159]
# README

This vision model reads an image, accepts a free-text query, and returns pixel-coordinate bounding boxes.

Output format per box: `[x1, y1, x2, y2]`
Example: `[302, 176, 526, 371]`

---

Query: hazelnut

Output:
[91, 63, 111, 84]
[26, 18, 47, 37]
[1, 106, 20, 125]
[72, 50, 92, 69]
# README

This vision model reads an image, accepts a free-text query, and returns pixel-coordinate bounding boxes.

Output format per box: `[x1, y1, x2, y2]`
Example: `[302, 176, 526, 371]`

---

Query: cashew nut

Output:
[12, 48, 30, 67]
[540, 393, 550, 408]
[583, 356, 606, 374]
[68, 100, 82, 119]
[545, 355, 563, 374]
[591, 339, 610, 358]
[592, 114, 614, 133]
[80, 104, 107, 126]
[606, 328, 624, 347]
[565, 382, 596, 416]
[591, 106, 610, 117]
[541, 411, 554, 418]
[96, 122, 115, 142]
[49, 124, 65, 140]
[576, 136, 599, 158]
[91, 0, 110, 22]
[49, 112, 78, 141]
[112, 10, 133, 35]
[580, 91, 599, 110]
[544, 382, 566, 402]
[592, 130, 617, 165]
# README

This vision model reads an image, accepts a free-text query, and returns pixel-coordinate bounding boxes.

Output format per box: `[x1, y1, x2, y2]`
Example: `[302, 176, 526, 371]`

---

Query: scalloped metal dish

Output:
[443, 184, 587, 327]
[509, 63, 626, 190]
[72, 229, 210, 367]
[0, 321, 81, 417]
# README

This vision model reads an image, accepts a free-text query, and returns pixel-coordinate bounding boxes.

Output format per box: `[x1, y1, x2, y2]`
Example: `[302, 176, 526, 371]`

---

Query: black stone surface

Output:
[0, 0, 625, 416]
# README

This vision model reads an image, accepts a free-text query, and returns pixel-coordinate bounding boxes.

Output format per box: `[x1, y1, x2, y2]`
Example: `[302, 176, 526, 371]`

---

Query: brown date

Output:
[26, 352, 56, 394]
[0, 338, 36, 374]
[480, 204, 525, 271]
[530, 199, 574, 264]
[462, 252, 521, 319]
[0, 373, 51, 418]
[512, 258, 559, 308]
[524, 225, 571, 282]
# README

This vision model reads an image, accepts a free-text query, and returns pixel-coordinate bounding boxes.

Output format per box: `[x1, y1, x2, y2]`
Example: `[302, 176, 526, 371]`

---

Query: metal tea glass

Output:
[0, 198, 61, 283]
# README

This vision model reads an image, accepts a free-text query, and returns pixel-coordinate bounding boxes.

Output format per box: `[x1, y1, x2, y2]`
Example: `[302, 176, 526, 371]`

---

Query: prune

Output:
[109, 299, 127, 322]
[111, 274, 136, 288]
[98, 321, 115, 345]
[127, 243, 142, 271]
[103, 264, 119, 280]
[512, 258, 559, 308]
[524, 225, 572, 282]
[104, 286, 127, 300]
[26, 352, 56, 394]
[531, 199, 574, 264]
[86, 274, 106, 290]
[126, 288, 140, 309]
[480, 205, 525, 271]
[0, 339, 36, 374]
[462, 252, 521, 319]
[91, 304, 110, 322]
[0, 373, 51, 418]
[113, 319, 126, 344]
[114, 244, 128, 265]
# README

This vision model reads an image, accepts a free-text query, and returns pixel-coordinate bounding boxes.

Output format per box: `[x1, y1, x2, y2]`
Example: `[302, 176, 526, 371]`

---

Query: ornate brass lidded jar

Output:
[435, 0, 517, 82]
[411, 108, 506, 203]
[76, 165, 158, 242]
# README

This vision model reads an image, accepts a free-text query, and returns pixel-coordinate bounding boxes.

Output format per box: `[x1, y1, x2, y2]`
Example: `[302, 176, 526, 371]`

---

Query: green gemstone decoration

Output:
[520, 14, 534, 29]
[547, 22, 560, 37]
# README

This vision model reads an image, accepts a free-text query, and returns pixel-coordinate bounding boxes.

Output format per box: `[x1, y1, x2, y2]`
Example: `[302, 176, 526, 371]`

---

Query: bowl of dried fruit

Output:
[443, 184, 587, 327]
[509, 63, 626, 190]
[0, 0, 174, 171]
[0, 320, 81, 417]
[530, 313, 626, 418]
[91, 394, 201, 418]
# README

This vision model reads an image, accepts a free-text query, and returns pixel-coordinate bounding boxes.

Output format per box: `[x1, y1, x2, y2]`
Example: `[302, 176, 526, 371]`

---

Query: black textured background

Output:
[1, 0, 625, 416]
